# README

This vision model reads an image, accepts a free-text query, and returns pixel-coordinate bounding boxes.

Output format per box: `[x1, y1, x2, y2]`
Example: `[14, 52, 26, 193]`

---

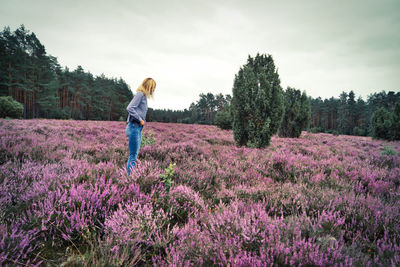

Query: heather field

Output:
[1, 119, 400, 266]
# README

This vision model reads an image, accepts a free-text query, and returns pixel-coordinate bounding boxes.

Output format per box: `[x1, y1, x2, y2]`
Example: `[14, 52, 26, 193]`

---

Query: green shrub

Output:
[178, 117, 191, 124]
[389, 102, 400, 141]
[371, 107, 392, 140]
[214, 107, 231, 130]
[381, 145, 396, 156]
[159, 163, 176, 191]
[331, 130, 339, 136]
[54, 107, 71, 120]
[371, 103, 400, 141]
[309, 127, 322, 133]
[278, 87, 311, 138]
[141, 130, 156, 148]
[353, 126, 366, 136]
[0, 96, 24, 118]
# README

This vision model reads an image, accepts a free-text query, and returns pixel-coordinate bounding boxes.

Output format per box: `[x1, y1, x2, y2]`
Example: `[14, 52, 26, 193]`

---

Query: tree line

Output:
[148, 80, 399, 143]
[1, 26, 398, 143]
[0, 25, 133, 120]
[228, 53, 400, 147]
[147, 88, 399, 141]
[146, 92, 231, 124]
[309, 90, 400, 136]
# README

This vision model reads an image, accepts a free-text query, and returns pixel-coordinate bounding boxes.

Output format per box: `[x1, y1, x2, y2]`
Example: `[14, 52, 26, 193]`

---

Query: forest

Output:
[148, 88, 400, 140]
[309, 90, 400, 136]
[0, 25, 133, 120]
[147, 92, 231, 124]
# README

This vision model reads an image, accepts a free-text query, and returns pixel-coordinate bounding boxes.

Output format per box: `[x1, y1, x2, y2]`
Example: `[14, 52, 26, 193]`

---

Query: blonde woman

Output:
[126, 78, 156, 175]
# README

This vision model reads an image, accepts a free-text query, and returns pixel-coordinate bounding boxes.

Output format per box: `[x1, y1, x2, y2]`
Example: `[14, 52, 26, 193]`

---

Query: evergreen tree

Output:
[371, 107, 392, 140]
[279, 87, 310, 138]
[231, 66, 250, 146]
[338, 91, 349, 134]
[205, 92, 217, 123]
[214, 105, 232, 130]
[389, 102, 400, 141]
[0, 27, 10, 96]
[231, 53, 284, 148]
[353, 97, 367, 136]
[347, 90, 356, 135]
[215, 93, 226, 110]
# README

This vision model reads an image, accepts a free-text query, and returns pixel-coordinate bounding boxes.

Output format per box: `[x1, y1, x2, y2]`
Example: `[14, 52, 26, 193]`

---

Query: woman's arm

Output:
[126, 92, 144, 122]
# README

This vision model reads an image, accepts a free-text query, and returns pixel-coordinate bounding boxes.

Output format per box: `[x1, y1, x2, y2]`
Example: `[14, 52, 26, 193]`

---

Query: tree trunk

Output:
[109, 99, 112, 121]
[8, 60, 12, 96]
[33, 91, 35, 118]
[24, 90, 27, 119]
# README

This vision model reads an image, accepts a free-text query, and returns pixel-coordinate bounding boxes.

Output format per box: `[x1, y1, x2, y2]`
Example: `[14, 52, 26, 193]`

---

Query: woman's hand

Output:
[140, 120, 145, 126]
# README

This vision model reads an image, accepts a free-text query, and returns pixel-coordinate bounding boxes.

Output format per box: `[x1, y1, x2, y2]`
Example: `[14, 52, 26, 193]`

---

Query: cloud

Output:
[0, 0, 399, 109]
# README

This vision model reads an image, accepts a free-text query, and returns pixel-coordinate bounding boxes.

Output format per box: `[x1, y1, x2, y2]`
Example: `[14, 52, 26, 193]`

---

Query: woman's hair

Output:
[136, 78, 156, 98]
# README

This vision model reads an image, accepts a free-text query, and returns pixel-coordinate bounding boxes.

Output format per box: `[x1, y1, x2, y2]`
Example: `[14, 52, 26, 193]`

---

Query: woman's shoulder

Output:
[139, 91, 148, 100]
[134, 91, 144, 99]
[137, 91, 147, 98]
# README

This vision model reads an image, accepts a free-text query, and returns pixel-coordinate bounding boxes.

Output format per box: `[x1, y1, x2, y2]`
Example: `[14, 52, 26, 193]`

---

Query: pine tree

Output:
[371, 107, 392, 140]
[231, 66, 250, 146]
[214, 105, 232, 130]
[279, 87, 311, 138]
[389, 102, 400, 141]
[353, 97, 367, 136]
[347, 90, 356, 135]
[338, 91, 348, 134]
[231, 53, 284, 148]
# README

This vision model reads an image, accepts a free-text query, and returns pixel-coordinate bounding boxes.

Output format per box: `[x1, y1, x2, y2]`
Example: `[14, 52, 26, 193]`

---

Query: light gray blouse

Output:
[126, 92, 148, 123]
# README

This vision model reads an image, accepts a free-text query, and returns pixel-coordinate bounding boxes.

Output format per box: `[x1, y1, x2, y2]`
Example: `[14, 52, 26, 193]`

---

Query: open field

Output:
[1, 119, 399, 266]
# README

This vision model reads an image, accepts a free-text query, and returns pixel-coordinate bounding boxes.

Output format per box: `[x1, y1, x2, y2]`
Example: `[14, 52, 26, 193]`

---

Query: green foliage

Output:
[214, 106, 232, 130]
[389, 102, 400, 141]
[159, 163, 176, 191]
[309, 90, 400, 138]
[328, 130, 339, 136]
[279, 87, 311, 138]
[371, 107, 392, 140]
[0, 25, 133, 120]
[337, 92, 349, 135]
[140, 130, 156, 148]
[308, 127, 322, 133]
[54, 107, 72, 120]
[231, 53, 284, 148]
[0, 96, 24, 118]
[381, 146, 396, 156]
[147, 93, 231, 125]
[353, 126, 366, 136]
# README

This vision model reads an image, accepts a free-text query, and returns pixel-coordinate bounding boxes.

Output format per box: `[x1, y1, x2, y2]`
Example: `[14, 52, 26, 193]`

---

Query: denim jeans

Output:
[126, 121, 143, 175]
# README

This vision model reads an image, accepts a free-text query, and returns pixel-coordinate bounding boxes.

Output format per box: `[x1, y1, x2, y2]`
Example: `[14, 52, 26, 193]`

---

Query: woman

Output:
[126, 77, 156, 175]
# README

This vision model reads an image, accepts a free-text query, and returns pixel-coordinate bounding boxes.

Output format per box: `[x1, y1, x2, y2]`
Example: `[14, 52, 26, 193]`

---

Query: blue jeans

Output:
[126, 121, 143, 175]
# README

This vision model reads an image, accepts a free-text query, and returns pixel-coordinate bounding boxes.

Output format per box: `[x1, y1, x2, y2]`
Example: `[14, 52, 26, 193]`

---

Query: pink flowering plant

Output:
[0, 119, 399, 266]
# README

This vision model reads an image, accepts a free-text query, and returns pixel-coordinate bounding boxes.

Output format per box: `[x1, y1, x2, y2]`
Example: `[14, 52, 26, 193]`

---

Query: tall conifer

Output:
[279, 87, 311, 138]
[231, 53, 284, 148]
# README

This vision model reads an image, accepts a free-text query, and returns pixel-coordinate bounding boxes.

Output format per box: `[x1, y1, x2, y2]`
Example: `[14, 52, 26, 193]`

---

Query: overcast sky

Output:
[1, 0, 399, 109]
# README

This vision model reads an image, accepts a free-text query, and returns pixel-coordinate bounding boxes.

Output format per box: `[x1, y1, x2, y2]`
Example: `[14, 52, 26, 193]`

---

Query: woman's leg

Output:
[126, 123, 141, 175]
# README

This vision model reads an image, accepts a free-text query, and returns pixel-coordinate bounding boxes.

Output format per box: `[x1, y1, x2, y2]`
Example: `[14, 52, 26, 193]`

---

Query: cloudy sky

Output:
[1, 0, 399, 109]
